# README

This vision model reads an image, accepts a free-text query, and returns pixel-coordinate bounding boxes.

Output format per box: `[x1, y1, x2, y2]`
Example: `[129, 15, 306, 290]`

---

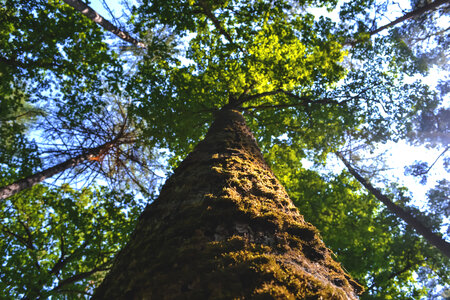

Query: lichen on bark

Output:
[93, 108, 363, 299]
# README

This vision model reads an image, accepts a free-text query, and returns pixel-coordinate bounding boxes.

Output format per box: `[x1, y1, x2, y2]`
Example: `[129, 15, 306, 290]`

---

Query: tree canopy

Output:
[0, 0, 449, 298]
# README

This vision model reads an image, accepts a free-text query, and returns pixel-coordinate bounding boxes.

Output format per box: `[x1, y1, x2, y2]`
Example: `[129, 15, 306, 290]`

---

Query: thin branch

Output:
[17, 219, 43, 272]
[238, 89, 346, 110]
[413, 146, 449, 175]
[367, 261, 414, 292]
[196, 0, 244, 52]
[51, 263, 111, 292]
[241, 89, 284, 103]
[0, 110, 44, 122]
[1, 228, 35, 250]
[100, 0, 120, 27]
[197, 0, 233, 43]
[50, 239, 90, 276]
[18, 220, 36, 252]
[409, 25, 450, 42]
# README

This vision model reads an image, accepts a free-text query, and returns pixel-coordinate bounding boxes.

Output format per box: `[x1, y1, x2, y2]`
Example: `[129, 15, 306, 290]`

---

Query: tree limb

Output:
[196, 0, 244, 52]
[412, 146, 449, 176]
[1, 228, 35, 250]
[62, 0, 146, 49]
[337, 151, 450, 258]
[197, 0, 234, 44]
[369, 0, 450, 36]
[0, 140, 115, 200]
[51, 262, 111, 292]
[237, 89, 347, 110]
[367, 261, 414, 292]
[50, 239, 90, 276]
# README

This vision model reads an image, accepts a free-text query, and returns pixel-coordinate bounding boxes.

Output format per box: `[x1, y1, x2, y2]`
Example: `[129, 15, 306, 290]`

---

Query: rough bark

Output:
[369, 0, 450, 36]
[0, 142, 112, 200]
[62, 0, 146, 49]
[93, 108, 363, 299]
[337, 152, 450, 259]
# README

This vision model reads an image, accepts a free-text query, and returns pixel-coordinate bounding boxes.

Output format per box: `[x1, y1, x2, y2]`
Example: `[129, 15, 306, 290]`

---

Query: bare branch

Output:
[62, 0, 146, 49]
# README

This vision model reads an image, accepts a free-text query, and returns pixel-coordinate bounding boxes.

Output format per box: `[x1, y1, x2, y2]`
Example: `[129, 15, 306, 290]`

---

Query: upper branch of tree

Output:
[412, 145, 449, 176]
[50, 239, 90, 276]
[0, 139, 116, 200]
[51, 261, 111, 293]
[0, 55, 64, 71]
[16, 218, 43, 272]
[344, 0, 450, 46]
[367, 261, 414, 292]
[62, 0, 146, 49]
[336, 151, 450, 258]
[237, 89, 347, 110]
[100, 0, 120, 27]
[196, 0, 233, 43]
[369, 0, 450, 36]
[410, 25, 450, 42]
[1, 228, 35, 250]
[196, 0, 243, 52]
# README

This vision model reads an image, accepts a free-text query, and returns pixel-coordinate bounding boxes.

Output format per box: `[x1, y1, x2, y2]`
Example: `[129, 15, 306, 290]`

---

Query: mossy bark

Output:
[93, 108, 363, 299]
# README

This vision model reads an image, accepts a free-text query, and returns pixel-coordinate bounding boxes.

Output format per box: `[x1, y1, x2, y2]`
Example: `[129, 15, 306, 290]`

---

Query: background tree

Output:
[0, 100, 164, 199]
[337, 151, 450, 257]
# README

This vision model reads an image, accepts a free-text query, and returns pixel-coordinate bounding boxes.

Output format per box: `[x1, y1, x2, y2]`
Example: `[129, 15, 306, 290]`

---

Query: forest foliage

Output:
[0, 0, 449, 298]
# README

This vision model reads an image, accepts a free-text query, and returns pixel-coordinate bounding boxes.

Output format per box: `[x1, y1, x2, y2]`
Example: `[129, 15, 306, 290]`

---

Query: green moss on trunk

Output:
[93, 109, 363, 299]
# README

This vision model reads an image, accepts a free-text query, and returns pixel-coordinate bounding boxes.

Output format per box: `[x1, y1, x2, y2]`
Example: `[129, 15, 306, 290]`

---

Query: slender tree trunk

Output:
[0, 142, 112, 200]
[336, 152, 450, 259]
[93, 108, 363, 299]
[62, 0, 146, 49]
[369, 0, 450, 36]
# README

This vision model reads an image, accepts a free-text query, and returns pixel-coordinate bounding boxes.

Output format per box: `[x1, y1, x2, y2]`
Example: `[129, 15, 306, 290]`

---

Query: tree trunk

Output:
[0, 141, 112, 200]
[62, 0, 146, 49]
[93, 108, 363, 299]
[369, 0, 450, 36]
[337, 152, 450, 259]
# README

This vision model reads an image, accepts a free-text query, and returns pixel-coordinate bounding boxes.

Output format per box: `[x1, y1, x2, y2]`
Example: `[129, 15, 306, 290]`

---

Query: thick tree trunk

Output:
[93, 108, 362, 299]
[369, 0, 450, 36]
[337, 152, 450, 259]
[62, 0, 146, 49]
[0, 141, 112, 200]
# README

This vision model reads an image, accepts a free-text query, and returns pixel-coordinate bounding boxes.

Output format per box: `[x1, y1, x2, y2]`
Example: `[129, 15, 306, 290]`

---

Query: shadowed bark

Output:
[93, 108, 363, 299]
